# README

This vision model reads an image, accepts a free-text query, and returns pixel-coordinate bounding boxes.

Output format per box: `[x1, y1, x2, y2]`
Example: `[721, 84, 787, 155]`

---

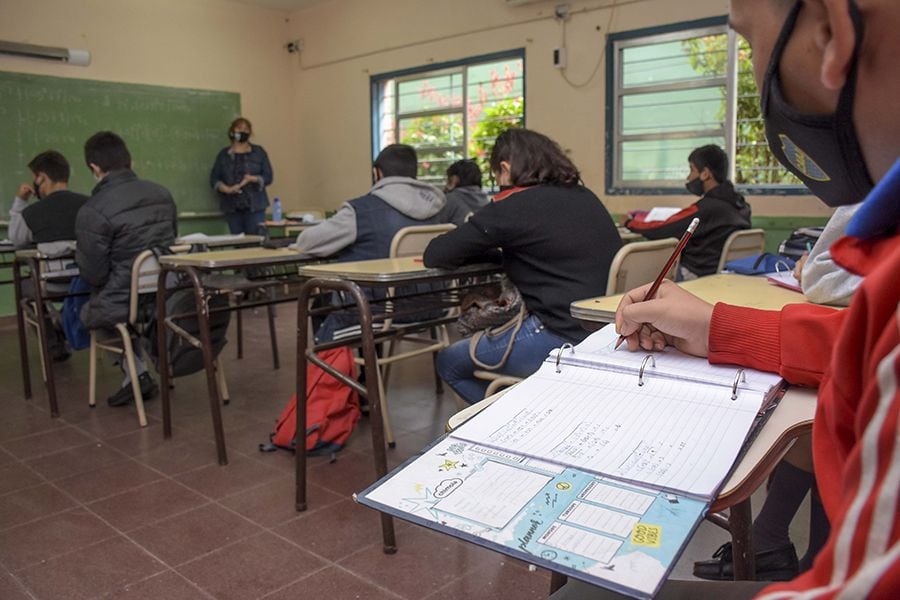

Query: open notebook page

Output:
[555, 326, 783, 395]
[452, 361, 768, 499]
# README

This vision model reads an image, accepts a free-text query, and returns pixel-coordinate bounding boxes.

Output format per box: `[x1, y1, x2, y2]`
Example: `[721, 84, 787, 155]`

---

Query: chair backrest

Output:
[606, 238, 680, 296]
[128, 245, 190, 323]
[716, 228, 766, 273]
[389, 223, 456, 259]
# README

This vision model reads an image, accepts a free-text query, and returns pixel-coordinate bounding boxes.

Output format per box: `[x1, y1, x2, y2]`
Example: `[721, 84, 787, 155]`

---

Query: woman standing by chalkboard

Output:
[210, 117, 274, 234]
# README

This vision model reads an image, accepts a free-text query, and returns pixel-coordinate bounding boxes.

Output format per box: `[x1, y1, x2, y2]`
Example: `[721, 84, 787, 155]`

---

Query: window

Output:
[606, 17, 802, 194]
[372, 50, 525, 187]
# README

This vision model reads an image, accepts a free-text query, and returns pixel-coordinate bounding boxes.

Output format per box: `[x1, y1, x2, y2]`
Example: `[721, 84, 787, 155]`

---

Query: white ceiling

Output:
[228, 0, 331, 11]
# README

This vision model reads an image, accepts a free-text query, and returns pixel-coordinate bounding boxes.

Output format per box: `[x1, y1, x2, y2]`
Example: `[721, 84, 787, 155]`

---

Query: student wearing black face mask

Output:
[209, 117, 274, 234]
[594, 1, 900, 598]
[624, 144, 751, 279]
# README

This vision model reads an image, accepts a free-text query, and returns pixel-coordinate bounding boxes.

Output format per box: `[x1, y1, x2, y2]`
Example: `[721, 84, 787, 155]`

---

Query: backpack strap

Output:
[467, 304, 527, 371]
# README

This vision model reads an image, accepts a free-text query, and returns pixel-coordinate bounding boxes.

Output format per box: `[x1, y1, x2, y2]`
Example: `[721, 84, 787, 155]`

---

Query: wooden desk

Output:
[294, 256, 502, 554]
[175, 233, 264, 249]
[155, 247, 313, 465]
[571, 273, 807, 324]
[617, 227, 643, 242]
[13, 249, 80, 417]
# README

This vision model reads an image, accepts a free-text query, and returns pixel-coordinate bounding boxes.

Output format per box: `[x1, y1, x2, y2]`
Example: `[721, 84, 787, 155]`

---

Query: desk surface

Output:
[448, 386, 816, 502]
[158, 247, 306, 269]
[571, 273, 807, 323]
[299, 256, 501, 283]
[175, 234, 264, 248]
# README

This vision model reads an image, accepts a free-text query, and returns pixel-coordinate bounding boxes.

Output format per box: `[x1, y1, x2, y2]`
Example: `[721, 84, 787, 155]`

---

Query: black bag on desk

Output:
[778, 226, 824, 261]
[144, 247, 231, 378]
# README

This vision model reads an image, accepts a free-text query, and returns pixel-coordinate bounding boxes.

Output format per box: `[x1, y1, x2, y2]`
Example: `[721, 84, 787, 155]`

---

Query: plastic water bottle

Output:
[272, 197, 283, 222]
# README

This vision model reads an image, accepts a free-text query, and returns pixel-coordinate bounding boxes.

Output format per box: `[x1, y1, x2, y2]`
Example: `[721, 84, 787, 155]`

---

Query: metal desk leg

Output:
[731, 498, 756, 580]
[235, 293, 244, 359]
[184, 266, 228, 465]
[158, 267, 174, 439]
[267, 288, 280, 370]
[549, 572, 568, 594]
[29, 259, 58, 416]
[13, 259, 32, 400]
[295, 278, 396, 554]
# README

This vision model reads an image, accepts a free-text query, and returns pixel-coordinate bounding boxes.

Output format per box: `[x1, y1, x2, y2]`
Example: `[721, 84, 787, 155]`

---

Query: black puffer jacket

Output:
[76, 169, 177, 329]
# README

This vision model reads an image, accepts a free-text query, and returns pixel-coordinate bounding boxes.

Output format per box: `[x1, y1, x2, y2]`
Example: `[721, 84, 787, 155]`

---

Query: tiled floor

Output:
[0, 309, 809, 600]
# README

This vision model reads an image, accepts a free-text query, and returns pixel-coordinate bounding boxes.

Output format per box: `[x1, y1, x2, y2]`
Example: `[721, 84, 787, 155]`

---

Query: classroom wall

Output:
[286, 0, 831, 218]
[0, 0, 298, 211]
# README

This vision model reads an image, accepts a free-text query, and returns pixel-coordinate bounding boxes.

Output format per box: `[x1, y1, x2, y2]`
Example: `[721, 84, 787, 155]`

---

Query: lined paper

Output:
[452, 362, 765, 498]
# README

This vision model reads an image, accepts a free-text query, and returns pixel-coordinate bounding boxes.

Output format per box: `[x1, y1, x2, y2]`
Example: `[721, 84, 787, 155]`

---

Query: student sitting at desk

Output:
[76, 132, 177, 407]
[437, 159, 489, 225]
[607, 1, 900, 597]
[8, 150, 88, 361]
[624, 144, 751, 279]
[294, 143, 446, 341]
[424, 128, 621, 404]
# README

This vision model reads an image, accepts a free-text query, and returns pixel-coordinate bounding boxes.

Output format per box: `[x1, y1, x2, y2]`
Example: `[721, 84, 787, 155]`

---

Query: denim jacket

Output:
[209, 143, 273, 214]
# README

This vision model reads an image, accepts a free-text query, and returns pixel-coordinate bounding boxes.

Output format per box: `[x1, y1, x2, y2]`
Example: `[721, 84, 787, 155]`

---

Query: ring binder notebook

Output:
[357, 325, 785, 599]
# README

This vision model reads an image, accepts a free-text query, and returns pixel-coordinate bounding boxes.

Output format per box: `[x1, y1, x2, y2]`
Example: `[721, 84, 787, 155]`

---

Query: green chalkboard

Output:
[0, 71, 240, 219]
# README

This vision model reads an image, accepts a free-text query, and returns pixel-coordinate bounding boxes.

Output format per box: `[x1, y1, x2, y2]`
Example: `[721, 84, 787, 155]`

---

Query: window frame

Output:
[605, 16, 807, 196]
[370, 48, 526, 180]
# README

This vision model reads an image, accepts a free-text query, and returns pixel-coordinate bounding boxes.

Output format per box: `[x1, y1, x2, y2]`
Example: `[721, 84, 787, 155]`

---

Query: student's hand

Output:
[17, 183, 34, 200]
[614, 279, 713, 357]
[793, 252, 808, 283]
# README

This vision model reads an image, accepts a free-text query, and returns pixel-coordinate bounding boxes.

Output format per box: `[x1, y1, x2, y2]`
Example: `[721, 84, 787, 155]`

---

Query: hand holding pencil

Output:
[614, 218, 714, 358]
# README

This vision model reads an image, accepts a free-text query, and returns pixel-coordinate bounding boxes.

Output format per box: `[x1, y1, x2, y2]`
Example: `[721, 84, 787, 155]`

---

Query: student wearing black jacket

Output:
[625, 145, 751, 278]
[424, 128, 621, 404]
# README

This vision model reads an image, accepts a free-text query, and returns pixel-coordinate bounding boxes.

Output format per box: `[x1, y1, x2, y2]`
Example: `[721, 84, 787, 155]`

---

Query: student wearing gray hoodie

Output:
[295, 144, 446, 341]
[438, 159, 489, 225]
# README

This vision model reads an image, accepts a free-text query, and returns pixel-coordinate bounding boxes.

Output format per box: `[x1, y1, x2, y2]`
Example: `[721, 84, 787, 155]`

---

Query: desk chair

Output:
[361, 223, 456, 446]
[19, 251, 78, 386]
[605, 237, 680, 295]
[717, 228, 767, 273]
[89, 248, 230, 427]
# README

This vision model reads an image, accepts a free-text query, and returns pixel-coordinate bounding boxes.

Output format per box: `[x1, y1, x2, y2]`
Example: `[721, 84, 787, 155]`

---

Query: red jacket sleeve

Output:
[709, 303, 847, 386]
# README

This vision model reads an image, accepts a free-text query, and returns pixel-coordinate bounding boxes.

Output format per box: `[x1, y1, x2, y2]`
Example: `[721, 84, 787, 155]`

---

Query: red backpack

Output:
[260, 347, 360, 455]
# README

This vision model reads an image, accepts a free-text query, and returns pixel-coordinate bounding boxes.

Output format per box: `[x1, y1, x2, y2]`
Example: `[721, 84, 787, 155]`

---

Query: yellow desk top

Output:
[158, 247, 306, 269]
[571, 273, 808, 324]
[299, 256, 501, 283]
[448, 386, 816, 501]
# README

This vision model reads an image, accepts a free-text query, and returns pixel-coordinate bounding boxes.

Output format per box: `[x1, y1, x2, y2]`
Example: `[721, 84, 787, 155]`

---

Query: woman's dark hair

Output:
[229, 117, 253, 134]
[447, 159, 482, 187]
[688, 144, 728, 184]
[28, 150, 70, 183]
[489, 128, 580, 187]
[84, 131, 131, 172]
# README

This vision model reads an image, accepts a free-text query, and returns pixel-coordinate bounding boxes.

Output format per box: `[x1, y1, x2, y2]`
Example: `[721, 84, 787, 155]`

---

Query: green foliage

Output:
[682, 36, 800, 185]
[468, 98, 525, 178]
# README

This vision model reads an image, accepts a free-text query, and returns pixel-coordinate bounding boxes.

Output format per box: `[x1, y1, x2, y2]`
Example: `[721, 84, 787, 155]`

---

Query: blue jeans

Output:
[437, 314, 568, 404]
[225, 210, 265, 235]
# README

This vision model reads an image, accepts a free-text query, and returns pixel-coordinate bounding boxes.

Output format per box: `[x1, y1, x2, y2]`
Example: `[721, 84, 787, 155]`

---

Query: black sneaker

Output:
[107, 373, 159, 407]
[693, 542, 799, 581]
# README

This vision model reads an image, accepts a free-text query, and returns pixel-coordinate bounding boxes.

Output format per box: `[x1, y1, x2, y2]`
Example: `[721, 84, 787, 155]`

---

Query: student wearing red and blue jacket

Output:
[624, 145, 751, 278]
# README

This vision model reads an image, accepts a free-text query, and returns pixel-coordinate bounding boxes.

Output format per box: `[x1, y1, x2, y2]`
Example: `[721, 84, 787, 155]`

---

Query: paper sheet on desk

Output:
[178, 233, 246, 243]
[643, 207, 682, 222]
[766, 271, 803, 293]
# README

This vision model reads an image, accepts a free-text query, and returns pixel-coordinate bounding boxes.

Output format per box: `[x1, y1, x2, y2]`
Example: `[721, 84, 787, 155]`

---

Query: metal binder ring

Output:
[555, 343, 574, 373]
[638, 355, 656, 386]
[731, 369, 747, 400]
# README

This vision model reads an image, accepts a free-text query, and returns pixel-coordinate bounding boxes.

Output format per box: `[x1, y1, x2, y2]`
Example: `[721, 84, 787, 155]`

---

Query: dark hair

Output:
[28, 150, 70, 183]
[229, 117, 252, 134]
[489, 128, 580, 187]
[447, 159, 482, 187]
[688, 144, 728, 183]
[374, 144, 418, 178]
[84, 131, 132, 172]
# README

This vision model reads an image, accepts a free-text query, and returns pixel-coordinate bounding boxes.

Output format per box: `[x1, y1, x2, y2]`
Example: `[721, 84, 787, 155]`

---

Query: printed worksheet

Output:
[450, 361, 765, 498]
[358, 436, 707, 599]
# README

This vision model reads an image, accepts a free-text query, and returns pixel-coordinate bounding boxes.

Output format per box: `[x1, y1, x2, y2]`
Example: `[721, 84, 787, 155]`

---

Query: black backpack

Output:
[144, 248, 230, 378]
[778, 226, 824, 261]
